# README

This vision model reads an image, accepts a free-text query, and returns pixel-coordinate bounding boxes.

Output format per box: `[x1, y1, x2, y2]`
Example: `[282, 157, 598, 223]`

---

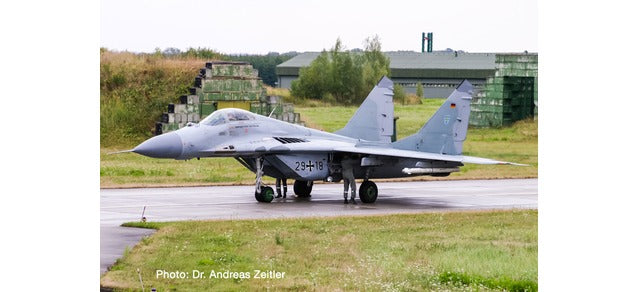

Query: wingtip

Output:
[462, 155, 528, 166]
[499, 161, 529, 166]
[107, 149, 134, 155]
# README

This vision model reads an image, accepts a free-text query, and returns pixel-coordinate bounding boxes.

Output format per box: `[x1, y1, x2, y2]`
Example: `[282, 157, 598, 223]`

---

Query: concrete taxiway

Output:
[100, 178, 537, 273]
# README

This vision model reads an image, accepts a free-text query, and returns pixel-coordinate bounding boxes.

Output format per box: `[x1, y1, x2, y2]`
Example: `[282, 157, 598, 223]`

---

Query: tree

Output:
[162, 47, 181, 56]
[416, 83, 424, 98]
[394, 83, 406, 105]
[291, 50, 331, 99]
[329, 38, 364, 103]
[290, 36, 390, 105]
[362, 35, 391, 93]
[181, 47, 226, 60]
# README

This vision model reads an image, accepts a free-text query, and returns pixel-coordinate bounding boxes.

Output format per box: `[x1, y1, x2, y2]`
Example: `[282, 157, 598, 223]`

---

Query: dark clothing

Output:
[276, 178, 287, 198]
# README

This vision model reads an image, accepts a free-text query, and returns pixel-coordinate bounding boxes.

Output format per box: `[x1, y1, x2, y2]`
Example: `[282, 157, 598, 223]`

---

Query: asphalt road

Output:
[100, 178, 537, 273]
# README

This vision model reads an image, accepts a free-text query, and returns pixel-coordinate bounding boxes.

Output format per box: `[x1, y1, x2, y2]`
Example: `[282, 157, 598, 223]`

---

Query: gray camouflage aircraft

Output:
[117, 77, 523, 203]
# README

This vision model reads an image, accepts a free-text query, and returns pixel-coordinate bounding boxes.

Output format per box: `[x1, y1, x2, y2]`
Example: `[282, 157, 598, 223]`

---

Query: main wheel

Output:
[255, 186, 274, 203]
[431, 172, 451, 177]
[358, 180, 378, 203]
[293, 180, 313, 197]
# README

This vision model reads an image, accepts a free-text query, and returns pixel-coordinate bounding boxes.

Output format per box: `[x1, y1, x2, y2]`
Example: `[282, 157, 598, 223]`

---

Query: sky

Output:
[100, 0, 537, 54]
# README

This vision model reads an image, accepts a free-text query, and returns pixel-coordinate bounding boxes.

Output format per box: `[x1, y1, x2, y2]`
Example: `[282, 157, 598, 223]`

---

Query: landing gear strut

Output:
[254, 157, 274, 203]
[293, 180, 313, 197]
[358, 180, 378, 203]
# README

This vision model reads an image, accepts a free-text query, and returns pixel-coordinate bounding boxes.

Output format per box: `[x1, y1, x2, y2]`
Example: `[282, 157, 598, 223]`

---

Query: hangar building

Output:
[276, 51, 537, 127]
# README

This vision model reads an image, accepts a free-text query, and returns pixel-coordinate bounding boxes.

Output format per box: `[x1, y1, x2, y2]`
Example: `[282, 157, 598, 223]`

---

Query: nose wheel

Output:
[255, 186, 274, 203]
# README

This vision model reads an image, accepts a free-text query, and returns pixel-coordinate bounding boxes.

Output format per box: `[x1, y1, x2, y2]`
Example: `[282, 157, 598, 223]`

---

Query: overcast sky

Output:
[101, 0, 537, 54]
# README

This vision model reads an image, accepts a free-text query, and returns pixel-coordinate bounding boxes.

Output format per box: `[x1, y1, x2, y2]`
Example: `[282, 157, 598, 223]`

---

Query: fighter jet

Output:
[120, 77, 524, 203]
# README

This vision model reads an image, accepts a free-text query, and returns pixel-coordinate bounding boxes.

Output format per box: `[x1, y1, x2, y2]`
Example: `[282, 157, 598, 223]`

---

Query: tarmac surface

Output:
[100, 178, 537, 273]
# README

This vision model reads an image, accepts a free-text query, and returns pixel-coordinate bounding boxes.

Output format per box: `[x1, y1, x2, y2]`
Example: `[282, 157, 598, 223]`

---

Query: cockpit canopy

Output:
[200, 108, 256, 126]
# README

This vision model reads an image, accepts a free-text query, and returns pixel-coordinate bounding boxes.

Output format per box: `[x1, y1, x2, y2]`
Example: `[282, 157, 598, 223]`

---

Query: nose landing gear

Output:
[255, 186, 274, 203]
[254, 156, 274, 203]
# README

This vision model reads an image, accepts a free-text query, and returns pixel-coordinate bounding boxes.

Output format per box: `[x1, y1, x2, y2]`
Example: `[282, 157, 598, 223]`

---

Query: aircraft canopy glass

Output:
[200, 109, 255, 126]
[226, 109, 255, 121]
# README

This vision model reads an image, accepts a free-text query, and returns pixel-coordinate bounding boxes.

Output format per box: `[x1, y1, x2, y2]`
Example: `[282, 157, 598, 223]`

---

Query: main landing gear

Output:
[254, 157, 274, 203]
[293, 180, 313, 197]
[358, 180, 378, 203]
[252, 156, 375, 203]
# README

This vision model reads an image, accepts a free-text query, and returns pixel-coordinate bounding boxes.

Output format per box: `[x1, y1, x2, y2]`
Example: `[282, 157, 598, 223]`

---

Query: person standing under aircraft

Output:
[341, 156, 357, 204]
[275, 178, 287, 198]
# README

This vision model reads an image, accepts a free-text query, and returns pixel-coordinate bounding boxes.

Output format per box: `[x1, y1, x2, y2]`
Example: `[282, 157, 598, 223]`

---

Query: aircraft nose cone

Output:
[133, 132, 183, 158]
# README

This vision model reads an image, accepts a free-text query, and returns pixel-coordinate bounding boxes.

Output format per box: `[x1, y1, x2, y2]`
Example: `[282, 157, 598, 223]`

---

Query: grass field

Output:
[101, 101, 537, 187]
[101, 209, 537, 291]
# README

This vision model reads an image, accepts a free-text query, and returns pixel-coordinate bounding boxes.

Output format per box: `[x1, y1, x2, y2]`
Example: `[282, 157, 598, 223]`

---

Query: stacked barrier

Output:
[156, 61, 302, 135]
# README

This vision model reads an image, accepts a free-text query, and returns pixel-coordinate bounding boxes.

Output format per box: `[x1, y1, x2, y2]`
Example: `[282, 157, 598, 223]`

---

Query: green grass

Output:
[295, 99, 445, 135]
[102, 210, 537, 291]
[101, 101, 537, 187]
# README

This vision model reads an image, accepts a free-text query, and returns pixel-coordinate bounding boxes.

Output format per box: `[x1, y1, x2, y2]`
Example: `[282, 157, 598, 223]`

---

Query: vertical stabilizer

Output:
[334, 76, 394, 143]
[392, 80, 473, 155]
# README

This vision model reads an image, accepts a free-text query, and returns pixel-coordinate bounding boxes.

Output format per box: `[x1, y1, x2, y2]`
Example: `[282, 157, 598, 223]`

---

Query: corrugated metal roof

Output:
[277, 51, 497, 72]
[277, 52, 322, 68]
[386, 52, 495, 70]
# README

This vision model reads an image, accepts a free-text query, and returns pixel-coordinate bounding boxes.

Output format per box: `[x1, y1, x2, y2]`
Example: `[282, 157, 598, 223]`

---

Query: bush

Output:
[416, 83, 424, 98]
[393, 83, 406, 105]
[403, 94, 423, 105]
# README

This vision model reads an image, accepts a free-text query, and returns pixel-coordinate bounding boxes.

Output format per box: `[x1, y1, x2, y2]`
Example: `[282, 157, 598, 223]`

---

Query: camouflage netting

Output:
[157, 61, 302, 134]
[469, 54, 538, 127]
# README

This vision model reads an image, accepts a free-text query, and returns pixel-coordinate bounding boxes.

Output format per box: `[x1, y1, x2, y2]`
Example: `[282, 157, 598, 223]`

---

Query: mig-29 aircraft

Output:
[117, 77, 523, 203]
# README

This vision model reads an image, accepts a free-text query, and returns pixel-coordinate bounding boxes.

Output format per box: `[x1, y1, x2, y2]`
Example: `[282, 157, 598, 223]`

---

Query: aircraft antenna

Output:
[268, 104, 279, 118]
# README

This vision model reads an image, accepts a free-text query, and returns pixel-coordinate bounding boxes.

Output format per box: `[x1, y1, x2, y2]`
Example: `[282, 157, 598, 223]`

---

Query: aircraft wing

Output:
[197, 137, 525, 166]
